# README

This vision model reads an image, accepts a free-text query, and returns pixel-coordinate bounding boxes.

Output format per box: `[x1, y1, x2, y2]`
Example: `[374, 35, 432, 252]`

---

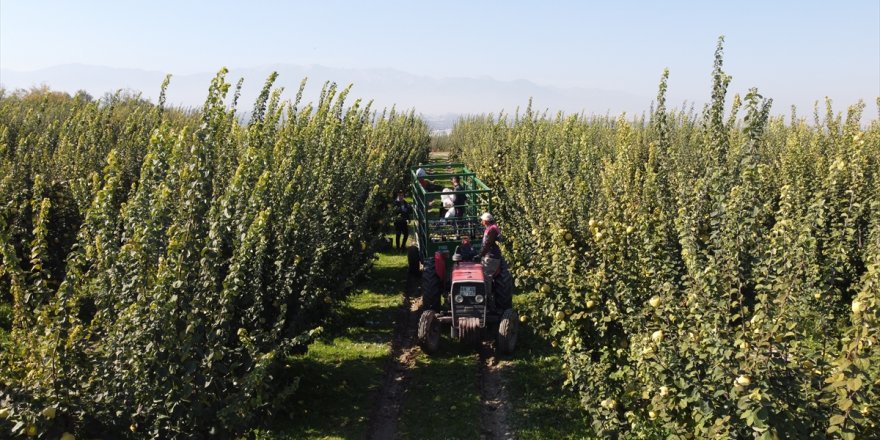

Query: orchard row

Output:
[0, 71, 429, 437]
[453, 40, 879, 439]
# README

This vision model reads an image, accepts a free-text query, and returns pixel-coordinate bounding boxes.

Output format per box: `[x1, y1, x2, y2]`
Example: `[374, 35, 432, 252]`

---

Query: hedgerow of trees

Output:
[0, 71, 429, 437]
[453, 38, 879, 439]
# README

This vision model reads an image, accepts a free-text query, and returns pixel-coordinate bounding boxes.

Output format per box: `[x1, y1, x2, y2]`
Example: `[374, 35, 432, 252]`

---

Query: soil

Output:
[478, 341, 514, 440]
[365, 273, 422, 440]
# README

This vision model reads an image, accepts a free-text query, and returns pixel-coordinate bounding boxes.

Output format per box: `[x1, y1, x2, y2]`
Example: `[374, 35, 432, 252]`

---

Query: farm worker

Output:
[392, 190, 412, 250]
[451, 175, 467, 218]
[479, 212, 503, 294]
[416, 167, 443, 192]
[441, 188, 457, 219]
[416, 167, 443, 218]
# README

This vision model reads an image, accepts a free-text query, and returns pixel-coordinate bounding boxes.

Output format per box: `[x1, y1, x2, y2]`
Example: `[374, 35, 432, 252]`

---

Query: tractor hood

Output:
[451, 261, 484, 283]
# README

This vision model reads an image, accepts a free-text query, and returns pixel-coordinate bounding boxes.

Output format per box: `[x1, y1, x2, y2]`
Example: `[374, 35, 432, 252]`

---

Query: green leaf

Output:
[758, 431, 775, 440]
[846, 377, 862, 391]
[829, 414, 846, 426]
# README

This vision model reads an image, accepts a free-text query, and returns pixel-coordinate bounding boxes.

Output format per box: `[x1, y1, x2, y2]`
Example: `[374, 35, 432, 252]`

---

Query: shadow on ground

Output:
[257, 352, 388, 439]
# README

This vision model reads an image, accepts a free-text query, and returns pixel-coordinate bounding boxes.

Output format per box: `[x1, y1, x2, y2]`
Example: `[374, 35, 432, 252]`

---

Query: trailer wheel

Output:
[418, 310, 441, 354]
[458, 317, 482, 349]
[407, 245, 421, 275]
[421, 258, 441, 311]
[497, 309, 519, 355]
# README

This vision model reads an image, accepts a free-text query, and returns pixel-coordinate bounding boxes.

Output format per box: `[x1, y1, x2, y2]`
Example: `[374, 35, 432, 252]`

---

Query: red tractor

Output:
[416, 240, 518, 355]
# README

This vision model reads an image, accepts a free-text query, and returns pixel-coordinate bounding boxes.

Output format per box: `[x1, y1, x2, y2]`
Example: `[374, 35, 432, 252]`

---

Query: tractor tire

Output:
[418, 310, 441, 354]
[497, 309, 519, 355]
[493, 266, 514, 312]
[422, 258, 441, 311]
[407, 245, 421, 275]
[458, 317, 482, 349]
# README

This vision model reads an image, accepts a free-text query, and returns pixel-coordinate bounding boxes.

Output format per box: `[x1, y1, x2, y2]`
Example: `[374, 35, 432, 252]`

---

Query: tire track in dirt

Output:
[479, 341, 514, 439]
[366, 272, 422, 440]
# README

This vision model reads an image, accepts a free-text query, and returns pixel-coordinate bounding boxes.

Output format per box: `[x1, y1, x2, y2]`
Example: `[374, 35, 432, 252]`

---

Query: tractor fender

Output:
[434, 251, 446, 281]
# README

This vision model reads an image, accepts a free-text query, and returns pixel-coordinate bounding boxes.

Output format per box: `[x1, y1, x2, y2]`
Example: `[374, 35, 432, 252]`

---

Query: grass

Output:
[397, 344, 481, 439]
[256, 337, 388, 439]
[507, 292, 595, 440]
[254, 243, 407, 439]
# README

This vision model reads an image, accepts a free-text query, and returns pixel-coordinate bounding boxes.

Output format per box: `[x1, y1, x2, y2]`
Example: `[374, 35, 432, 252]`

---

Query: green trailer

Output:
[406, 162, 492, 274]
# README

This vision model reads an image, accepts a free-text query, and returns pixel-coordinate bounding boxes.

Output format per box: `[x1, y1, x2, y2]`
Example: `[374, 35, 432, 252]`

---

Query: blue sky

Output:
[1, 0, 878, 115]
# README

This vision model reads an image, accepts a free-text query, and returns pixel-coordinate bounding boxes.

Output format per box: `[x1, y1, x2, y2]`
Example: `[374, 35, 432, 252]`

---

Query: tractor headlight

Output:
[474, 294, 484, 304]
[455, 294, 464, 304]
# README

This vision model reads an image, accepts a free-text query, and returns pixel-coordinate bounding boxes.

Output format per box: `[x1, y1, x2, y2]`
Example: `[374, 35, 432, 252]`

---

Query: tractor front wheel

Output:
[493, 267, 514, 312]
[418, 310, 441, 354]
[497, 309, 519, 355]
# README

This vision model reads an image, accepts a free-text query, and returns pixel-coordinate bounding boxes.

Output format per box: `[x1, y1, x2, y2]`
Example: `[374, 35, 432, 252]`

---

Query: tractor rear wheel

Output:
[458, 317, 481, 348]
[493, 266, 514, 311]
[418, 310, 441, 354]
[422, 258, 441, 311]
[497, 309, 519, 355]
[407, 245, 421, 275]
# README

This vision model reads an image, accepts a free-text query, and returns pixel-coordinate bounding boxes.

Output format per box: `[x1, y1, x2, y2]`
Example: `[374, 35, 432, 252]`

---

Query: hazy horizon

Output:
[1, 1, 878, 120]
[0, 62, 656, 120]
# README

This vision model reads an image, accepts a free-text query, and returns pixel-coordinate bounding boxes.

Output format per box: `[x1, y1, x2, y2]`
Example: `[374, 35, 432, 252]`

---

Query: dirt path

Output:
[366, 273, 422, 440]
[478, 341, 515, 440]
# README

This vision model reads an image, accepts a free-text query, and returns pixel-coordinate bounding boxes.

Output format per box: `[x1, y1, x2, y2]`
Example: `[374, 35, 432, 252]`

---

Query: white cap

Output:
[480, 212, 494, 222]
[416, 168, 427, 178]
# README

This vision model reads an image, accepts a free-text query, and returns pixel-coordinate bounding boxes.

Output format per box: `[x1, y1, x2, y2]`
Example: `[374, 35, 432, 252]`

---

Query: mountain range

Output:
[1, 64, 653, 130]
